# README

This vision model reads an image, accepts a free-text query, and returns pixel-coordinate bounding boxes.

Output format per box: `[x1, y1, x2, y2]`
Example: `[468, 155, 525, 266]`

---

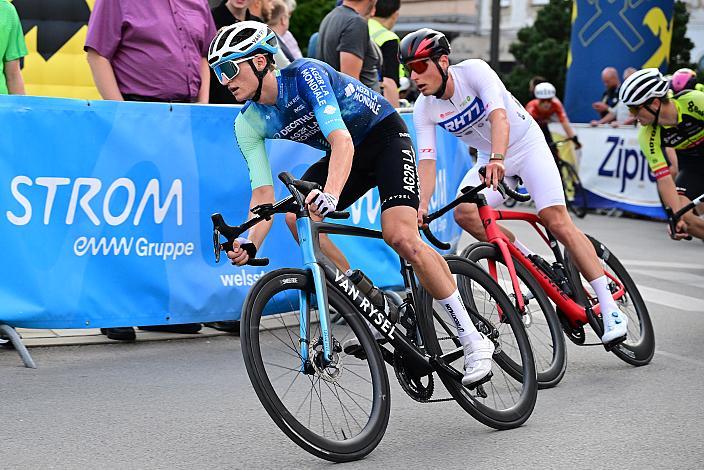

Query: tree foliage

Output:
[503, 0, 696, 103]
[289, 0, 336, 56]
[503, 0, 572, 104]
[668, 1, 696, 73]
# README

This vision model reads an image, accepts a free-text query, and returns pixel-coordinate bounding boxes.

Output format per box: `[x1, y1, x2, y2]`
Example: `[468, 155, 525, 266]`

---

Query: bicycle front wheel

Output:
[240, 268, 390, 462]
[564, 236, 655, 366]
[462, 243, 567, 388]
[417, 257, 537, 430]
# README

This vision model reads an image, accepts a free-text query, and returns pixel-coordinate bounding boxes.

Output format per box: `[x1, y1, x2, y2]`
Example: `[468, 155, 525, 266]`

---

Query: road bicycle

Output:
[212, 172, 537, 462]
[666, 191, 704, 241]
[550, 138, 588, 219]
[422, 170, 655, 389]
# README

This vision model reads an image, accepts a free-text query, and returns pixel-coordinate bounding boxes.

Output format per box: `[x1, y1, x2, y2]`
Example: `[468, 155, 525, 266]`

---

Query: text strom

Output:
[6, 177, 183, 226]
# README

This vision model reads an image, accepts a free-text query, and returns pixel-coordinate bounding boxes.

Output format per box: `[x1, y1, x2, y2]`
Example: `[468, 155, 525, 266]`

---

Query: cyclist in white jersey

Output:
[401, 29, 628, 344]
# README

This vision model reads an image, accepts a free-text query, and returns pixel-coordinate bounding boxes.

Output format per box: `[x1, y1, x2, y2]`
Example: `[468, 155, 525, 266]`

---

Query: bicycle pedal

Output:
[602, 335, 627, 351]
[465, 371, 493, 390]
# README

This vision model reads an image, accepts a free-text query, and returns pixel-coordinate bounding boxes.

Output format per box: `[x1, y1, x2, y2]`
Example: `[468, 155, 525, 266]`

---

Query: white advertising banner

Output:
[549, 123, 665, 218]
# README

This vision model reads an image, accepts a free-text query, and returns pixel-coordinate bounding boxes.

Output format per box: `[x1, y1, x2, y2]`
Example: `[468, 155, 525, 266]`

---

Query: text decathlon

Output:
[6, 177, 182, 226]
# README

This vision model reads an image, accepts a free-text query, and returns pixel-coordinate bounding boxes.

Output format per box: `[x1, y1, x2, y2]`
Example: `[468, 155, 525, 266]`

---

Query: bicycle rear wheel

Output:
[559, 160, 588, 218]
[241, 268, 391, 462]
[417, 256, 537, 430]
[563, 236, 655, 366]
[462, 243, 567, 388]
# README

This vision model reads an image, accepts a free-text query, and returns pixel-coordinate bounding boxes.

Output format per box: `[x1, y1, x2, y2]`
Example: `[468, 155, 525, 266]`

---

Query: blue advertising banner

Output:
[564, 0, 674, 122]
[0, 96, 470, 329]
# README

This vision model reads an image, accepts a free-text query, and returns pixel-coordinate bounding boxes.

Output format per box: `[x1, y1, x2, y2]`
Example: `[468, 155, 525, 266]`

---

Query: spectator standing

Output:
[590, 66, 620, 126]
[368, 0, 402, 107]
[85, 0, 215, 340]
[1, 0, 27, 95]
[210, 0, 263, 105]
[279, 0, 303, 59]
[85, 0, 215, 104]
[250, 0, 272, 22]
[609, 67, 637, 126]
[317, 0, 381, 92]
[267, 0, 296, 62]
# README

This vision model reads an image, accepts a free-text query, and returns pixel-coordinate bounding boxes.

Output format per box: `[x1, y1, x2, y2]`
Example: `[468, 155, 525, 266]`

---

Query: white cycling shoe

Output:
[461, 334, 495, 387]
[601, 309, 628, 344]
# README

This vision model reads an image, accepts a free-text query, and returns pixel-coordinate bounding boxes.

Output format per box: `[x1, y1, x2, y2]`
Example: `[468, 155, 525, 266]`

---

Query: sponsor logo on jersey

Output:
[344, 83, 356, 97]
[301, 67, 330, 106]
[285, 96, 301, 108]
[323, 105, 337, 115]
[439, 97, 485, 134]
[273, 111, 318, 140]
[399, 132, 410, 138]
[346, 84, 382, 115]
[293, 104, 305, 113]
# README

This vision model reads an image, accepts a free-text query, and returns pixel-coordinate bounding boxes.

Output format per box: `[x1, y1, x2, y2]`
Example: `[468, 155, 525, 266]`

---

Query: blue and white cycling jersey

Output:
[234, 58, 396, 189]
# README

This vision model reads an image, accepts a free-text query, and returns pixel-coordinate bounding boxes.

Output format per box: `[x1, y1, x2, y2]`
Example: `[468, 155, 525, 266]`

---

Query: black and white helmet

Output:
[207, 21, 278, 67]
[534, 82, 556, 99]
[618, 68, 669, 106]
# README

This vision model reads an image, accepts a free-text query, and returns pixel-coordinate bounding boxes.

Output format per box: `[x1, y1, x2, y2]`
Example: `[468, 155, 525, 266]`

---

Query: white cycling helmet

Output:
[618, 68, 669, 106]
[208, 21, 279, 68]
[534, 82, 556, 99]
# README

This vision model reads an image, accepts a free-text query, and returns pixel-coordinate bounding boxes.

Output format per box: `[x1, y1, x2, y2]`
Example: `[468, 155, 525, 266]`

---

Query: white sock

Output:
[438, 290, 481, 346]
[513, 239, 534, 257]
[589, 275, 618, 314]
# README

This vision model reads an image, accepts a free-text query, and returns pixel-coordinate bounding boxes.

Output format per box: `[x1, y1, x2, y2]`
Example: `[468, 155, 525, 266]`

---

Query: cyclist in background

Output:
[620, 68, 704, 241]
[670, 68, 704, 94]
[209, 21, 497, 386]
[525, 82, 581, 160]
[402, 28, 628, 345]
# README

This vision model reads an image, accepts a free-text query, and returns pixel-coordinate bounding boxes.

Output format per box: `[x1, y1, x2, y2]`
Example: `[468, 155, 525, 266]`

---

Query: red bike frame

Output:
[478, 205, 626, 328]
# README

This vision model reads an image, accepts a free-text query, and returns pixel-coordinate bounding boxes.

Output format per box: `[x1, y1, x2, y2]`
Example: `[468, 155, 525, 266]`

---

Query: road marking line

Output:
[621, 259, 704, 270]
[656, 350, 704, 368]
[630, 269, 704, 287]
[638, 286, 704, 312]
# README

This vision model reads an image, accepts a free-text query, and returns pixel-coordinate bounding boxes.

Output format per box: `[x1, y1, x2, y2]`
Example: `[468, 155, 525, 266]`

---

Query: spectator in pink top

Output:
[84, 0, 216, 341]
[85, 0, 216, 103]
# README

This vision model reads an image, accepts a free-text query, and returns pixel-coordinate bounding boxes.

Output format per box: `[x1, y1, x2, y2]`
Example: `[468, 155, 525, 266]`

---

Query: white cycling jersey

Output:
[413, 58, 566, 211]
[413, 59, 534, 160]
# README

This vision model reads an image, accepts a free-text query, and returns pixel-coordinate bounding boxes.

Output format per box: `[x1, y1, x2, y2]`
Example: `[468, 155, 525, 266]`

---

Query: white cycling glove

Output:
[307, 190, 339, 217]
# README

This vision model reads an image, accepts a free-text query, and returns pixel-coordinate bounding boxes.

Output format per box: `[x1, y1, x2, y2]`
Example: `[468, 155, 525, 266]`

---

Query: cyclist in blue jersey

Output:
[209, 21, 497, 386]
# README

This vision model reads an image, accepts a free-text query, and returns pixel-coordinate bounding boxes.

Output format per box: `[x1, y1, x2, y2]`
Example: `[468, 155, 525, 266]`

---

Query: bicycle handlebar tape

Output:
[422, 226, 451, 250]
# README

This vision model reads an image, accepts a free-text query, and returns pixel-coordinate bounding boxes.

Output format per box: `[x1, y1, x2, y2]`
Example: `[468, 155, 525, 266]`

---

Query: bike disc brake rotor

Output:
[393, 350, 434, 402]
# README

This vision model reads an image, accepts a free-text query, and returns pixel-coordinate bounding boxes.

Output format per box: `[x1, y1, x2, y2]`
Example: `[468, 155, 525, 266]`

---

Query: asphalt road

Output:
[2, 213, 703, 469]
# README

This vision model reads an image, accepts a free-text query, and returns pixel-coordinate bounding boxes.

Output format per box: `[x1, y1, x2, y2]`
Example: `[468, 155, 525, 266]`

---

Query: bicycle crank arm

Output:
[429, 355, 463, 382]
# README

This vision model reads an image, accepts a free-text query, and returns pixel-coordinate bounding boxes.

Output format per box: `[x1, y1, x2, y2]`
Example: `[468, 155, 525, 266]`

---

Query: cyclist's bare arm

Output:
[559, 117, 577, 140]
[417, 159, 437, 225]
[484, 108, 509, 189]
[322, 129, 354, 199]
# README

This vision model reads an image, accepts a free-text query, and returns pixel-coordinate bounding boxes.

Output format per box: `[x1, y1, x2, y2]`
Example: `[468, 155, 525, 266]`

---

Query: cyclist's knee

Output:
[541, 207, 574, 239]
[285, 212, 299, 241]
[383, 228, 424, 262]
[454, 203, 483, 238]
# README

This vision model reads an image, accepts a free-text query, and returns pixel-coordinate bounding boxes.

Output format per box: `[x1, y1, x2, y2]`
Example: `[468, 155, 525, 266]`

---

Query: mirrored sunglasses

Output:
[406, 59, 430, 75]
[213, 57, 252, 85]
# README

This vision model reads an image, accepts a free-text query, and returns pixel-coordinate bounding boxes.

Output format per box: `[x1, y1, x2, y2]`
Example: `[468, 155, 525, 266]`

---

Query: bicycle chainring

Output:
[393, 350, 434, 402]
[557, 309, 585, 345]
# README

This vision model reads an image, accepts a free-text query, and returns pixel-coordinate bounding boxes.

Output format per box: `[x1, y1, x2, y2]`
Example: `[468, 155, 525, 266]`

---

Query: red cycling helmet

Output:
[400, 29, 451, 98]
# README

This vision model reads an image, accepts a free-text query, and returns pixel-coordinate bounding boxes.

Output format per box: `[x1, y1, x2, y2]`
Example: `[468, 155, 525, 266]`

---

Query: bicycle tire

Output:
[559, 160, 588, 218]
[416, 256, 537, 430]
[563, 236, 655, 366]
[241, 268, 391, 462]
[461, 243, 567, 388]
